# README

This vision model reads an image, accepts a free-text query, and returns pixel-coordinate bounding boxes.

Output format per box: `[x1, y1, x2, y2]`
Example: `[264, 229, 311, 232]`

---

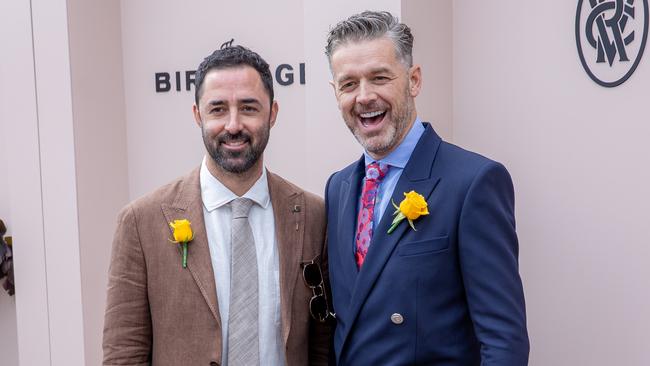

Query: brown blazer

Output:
[103, 168, 331, 366]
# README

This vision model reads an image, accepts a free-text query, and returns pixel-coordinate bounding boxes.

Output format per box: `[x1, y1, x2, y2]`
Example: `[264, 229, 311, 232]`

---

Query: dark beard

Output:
[203, 126, 270, 174]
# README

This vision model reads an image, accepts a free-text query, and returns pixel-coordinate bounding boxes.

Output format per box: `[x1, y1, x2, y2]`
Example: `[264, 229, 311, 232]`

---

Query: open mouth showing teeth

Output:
[223, 140, 247, 146]
[220, 138, 250, 149]
[359, 110, 386, 126]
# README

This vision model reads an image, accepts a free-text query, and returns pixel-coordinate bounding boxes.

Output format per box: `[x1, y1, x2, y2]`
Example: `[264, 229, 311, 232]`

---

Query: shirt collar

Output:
[364, 117, 425, 168]
[200, 156, 271, 212]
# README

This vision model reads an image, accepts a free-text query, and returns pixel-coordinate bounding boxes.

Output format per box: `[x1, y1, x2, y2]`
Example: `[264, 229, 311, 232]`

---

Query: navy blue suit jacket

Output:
[325, 123, 529, 365]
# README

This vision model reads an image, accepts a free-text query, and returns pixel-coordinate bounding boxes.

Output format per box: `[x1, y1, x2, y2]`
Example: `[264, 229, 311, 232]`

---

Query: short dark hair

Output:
[325, 10, 414, 67]
[194, 45, 274, 106]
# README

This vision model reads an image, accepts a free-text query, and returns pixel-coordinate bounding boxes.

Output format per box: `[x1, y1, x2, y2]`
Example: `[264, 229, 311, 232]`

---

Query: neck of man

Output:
[205, 155, 264, 197]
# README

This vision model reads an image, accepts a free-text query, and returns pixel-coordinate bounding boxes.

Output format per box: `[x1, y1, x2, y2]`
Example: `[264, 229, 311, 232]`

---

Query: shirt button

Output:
[391, 313, 404, 325]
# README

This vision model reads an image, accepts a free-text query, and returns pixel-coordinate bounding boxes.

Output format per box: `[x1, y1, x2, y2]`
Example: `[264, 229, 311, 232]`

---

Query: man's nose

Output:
[224, 110, 243, 134]
[356, 81, 377, 105]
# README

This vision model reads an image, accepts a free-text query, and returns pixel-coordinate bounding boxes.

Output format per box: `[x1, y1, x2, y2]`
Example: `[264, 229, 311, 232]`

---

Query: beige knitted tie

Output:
[227, 197, 259, 366]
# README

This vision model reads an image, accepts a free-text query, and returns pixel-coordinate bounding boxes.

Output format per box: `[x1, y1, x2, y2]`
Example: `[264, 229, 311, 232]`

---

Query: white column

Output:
[0, 1, 22, 364]
[1, 0, 54, 364]
[30, 0, 86, 363]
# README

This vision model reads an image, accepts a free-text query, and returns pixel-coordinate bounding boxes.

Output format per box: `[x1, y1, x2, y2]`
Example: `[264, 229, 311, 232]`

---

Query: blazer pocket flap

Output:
[397, 236, 449, 256]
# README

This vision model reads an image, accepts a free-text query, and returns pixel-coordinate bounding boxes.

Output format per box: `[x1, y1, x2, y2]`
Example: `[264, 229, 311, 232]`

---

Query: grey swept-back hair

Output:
[325, 10, 414, 67]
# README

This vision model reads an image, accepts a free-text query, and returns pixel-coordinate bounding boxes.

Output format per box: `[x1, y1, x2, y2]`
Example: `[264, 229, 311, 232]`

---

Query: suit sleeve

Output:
[103, 205, 152, 366]
[458, 161, 530, 365]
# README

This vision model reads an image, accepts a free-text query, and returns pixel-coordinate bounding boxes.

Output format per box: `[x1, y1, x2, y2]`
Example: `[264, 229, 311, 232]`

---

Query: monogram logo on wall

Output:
[576, 0, 648, 87]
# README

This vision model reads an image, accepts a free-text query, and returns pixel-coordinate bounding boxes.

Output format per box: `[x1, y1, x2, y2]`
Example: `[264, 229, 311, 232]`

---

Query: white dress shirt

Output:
[200, 158, 285, 366]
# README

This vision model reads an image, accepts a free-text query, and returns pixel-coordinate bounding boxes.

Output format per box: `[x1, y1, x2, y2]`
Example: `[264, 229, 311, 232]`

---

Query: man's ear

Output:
[270, 101, 279, 128]
[192, 104, 202, 127]
[408, 65, 422, 97]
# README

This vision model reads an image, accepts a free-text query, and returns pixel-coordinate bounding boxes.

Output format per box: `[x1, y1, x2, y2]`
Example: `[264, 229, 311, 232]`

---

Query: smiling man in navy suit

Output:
[324, 11, 530, 365]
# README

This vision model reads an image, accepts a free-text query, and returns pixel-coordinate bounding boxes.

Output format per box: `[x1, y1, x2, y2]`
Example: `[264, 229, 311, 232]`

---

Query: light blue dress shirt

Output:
[362, 118, 425, 228]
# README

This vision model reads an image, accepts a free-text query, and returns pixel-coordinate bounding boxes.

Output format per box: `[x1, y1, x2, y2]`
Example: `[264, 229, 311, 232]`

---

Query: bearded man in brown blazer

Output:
[103, 45, 331, 366]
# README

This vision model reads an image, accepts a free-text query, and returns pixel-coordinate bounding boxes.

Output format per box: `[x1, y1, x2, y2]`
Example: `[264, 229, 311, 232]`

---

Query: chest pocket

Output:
[397, 236, 449, 257]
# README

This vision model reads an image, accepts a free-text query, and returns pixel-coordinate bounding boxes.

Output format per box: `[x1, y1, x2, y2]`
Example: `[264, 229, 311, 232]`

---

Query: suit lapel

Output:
[267, 171, 304, 346]
[161, 168, 221, 327]
[338, 158, 365, 282]
[343, 124, 443, 345]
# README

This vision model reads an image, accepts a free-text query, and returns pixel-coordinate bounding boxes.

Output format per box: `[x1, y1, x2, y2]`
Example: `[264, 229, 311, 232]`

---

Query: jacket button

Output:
[391, 313, 404, 325]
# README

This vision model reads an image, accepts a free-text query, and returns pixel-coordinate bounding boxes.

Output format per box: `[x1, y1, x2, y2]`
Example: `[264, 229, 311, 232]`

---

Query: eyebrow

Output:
[336, 67, 394, 84]
[205, 98, 263, 107]
[206, 100, 226, 106]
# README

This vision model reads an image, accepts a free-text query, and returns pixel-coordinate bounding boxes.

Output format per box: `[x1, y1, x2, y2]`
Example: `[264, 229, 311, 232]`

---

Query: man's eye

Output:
[242, 105, 258, 112]
[340, 81, 356, 91]
[210, 107, 224, 113]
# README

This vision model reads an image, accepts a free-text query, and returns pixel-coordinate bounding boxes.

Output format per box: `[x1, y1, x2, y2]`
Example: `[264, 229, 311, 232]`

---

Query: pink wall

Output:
[120, 0, 407, 199]
[7, 1, 647, 365]
[67, 0, 129, 364]
[402, 0, 453, 141]
[453, 1, 650, 365]
[119, 0, 453, 198]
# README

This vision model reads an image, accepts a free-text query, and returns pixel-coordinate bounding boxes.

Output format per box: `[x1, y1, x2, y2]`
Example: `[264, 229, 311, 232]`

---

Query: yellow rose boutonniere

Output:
[387, 191, 429, 234]
[169, 219, 194, 268]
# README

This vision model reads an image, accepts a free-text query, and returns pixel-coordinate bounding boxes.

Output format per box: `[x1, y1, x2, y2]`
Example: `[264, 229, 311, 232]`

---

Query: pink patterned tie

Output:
[355, 162, 389, 268]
